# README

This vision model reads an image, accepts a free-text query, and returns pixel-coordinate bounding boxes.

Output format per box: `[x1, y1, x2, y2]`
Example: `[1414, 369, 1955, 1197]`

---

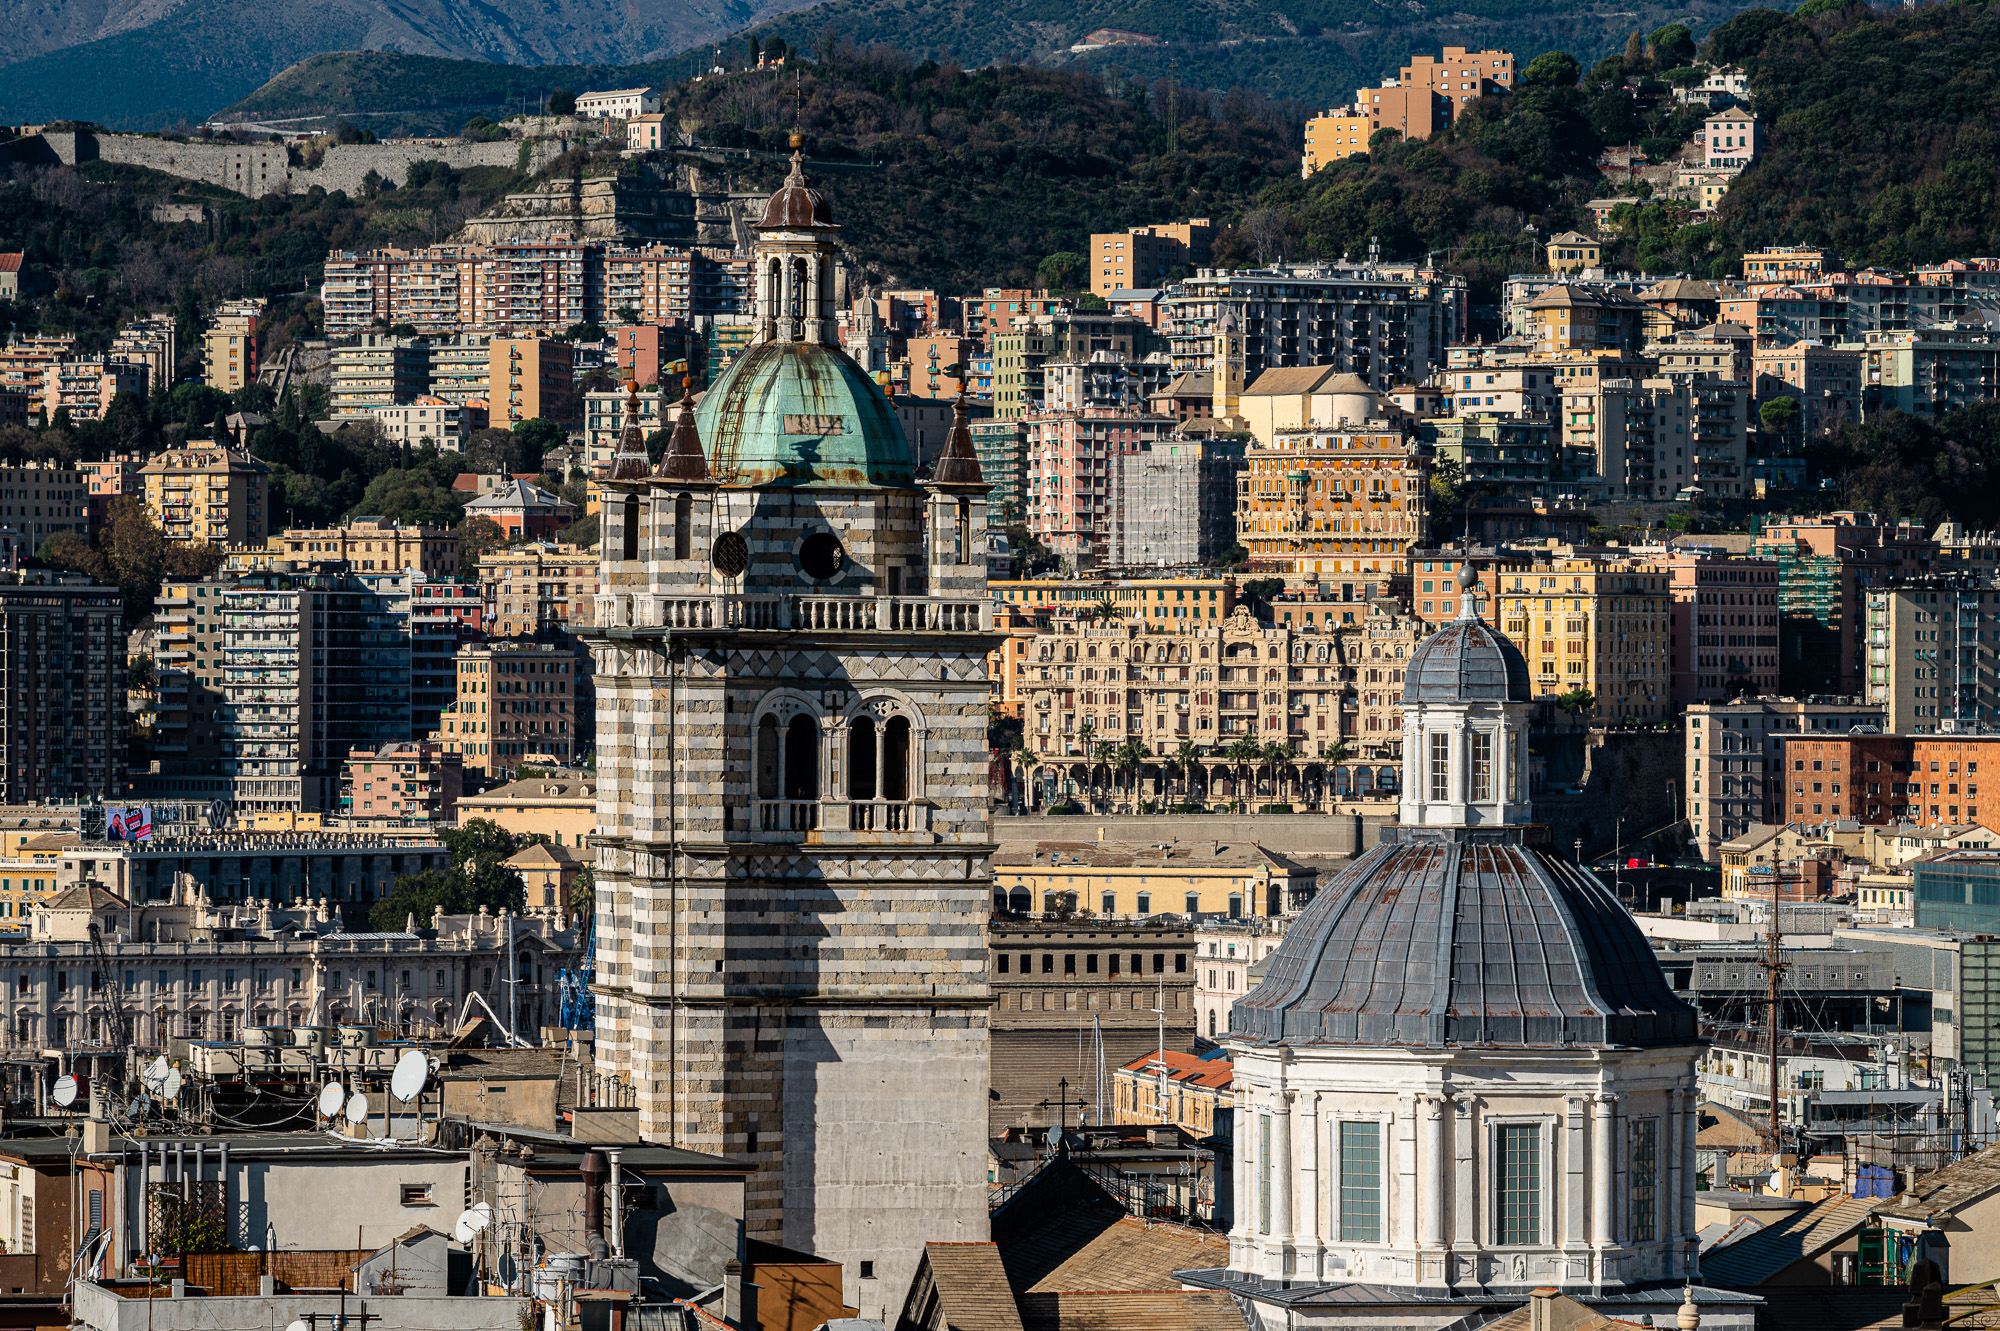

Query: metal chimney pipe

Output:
[605, 1149, 624, 1259]
[581, 1149, 609, 1261]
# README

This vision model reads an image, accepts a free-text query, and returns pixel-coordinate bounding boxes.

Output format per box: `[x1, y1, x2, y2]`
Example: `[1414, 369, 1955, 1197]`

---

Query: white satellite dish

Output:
[390, 1049, 428, 1103]
[141, 1056, 169, 1094]
[345, 1092, 370, 1125]
[287, 1319, 309, 1331]
[452, 1203, 492, 1244]
[160, 1069, 182, 1101]
[316, 1082, 345, 1118]
[50, 1075, 78, 1108]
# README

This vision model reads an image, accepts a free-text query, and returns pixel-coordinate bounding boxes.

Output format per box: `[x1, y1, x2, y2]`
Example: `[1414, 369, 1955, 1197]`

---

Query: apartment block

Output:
[609, 322, 697, 388]
[44, 357, 146, 422]
[1865, 580, 2000, 733]
[1114, 439, 1246, 568]
[148, 577, 233, 800]
[1301, 109, 1374, 174]
[220, 570, 412, 812]
[1777, 732, 2000, 829]
[1705, 110, 1762, 168]
[478, 542, 598, 638]
[1848, 326, 2000, 417]
[990, 576, 1237, 628]
[434, 639, 589, 778]
[1563, 376, 1695, 500]
[1753, 513, 1940, 695]
[1684, 698, 1886, 859]
[1237, 412, 1428, 592]
[970, 420, 1027, 517]
[1751, 343, 1863, 436]
[425, 333, 493, 403]
[992, 311, 1156, 420]
[108, 316, 177, 395]
[964, 289, 1068, 343]
[1022, 409, 1179, 565]
[1520, 285, 1648, 355]
[0, 572, 125, 804]
[583, 386, 666, 473]
[1663, 549, 1781, 706]
[0, 461, 86, 560]
[1357, 83, 1450, 143]
[350, 568, 486, 738]
[81, 456, 142, 532]
[1088, 219, 1215, 297]
[338, 740, 463, 828]
[369, 398, 465, 448]
[0, 335, 74, 420]
[1163, 265, 1467, 387]
[489, 339, 576, 427]
[1489, 555, 1673, 722]
[202, 300, 262, 392]
[329, 334, 429, 417]
[1545, 232, 1602, 275]
[273, 518, 459, 577]
[140, 447, 271, 545]
[1401, 45, 1514, 102]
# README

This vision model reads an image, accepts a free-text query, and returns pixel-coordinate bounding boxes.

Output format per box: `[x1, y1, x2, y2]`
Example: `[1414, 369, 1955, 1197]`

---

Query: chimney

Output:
[1528, 1288, 1559, 1331]
[606, 1148, 624, 1258]
[581, 1148, 609, 1260]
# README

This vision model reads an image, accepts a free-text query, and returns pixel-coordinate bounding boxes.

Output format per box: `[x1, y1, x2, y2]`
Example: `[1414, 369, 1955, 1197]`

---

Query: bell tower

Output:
[753, 134, 840, 346]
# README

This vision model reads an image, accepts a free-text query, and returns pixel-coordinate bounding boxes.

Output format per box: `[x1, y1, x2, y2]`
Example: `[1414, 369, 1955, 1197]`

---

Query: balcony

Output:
[596, 592, 995, 635]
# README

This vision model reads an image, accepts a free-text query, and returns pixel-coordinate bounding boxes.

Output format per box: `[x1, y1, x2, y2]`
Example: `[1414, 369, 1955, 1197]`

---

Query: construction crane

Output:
[86, 920, 134, 1057]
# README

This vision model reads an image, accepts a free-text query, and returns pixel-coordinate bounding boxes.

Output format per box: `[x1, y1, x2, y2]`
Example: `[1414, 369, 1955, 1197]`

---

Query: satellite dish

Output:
[452, 1203, 492, 1243]
[51, 1075, 77, 1108]
[141, 1056, 169, 1094]
[345, 1092, 370, 1125]
[287, 1320, 309, 1331]
[316, 1082, 345, 1118]
[160, 1069, 182, 1101]
[390, 1049, 428, 1103]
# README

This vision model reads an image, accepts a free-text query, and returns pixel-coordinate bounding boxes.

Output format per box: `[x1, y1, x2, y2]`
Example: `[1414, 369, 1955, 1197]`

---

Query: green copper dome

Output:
[694, 340, 915, 489]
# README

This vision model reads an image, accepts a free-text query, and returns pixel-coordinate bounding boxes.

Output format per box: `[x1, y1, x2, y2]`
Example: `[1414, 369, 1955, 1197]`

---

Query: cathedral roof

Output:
[693, 340, 915, 489]
[1228, 836, 1697, 1050]
[757, 135, 835, 230]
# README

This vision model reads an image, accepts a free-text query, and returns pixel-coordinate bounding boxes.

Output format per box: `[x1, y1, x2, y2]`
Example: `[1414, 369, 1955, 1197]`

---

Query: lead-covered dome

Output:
[1230, 835, 1697, 1049]
[693, 341, 915, 488]
[1403, 565, 1529, 704]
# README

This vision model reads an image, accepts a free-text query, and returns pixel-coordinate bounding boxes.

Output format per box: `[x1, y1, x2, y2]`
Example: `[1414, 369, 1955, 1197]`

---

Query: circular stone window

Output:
[797, 531, 845, 581]
[712, 530, 750, 577]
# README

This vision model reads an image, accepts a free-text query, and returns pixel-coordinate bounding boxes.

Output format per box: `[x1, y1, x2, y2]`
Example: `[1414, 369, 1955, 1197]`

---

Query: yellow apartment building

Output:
[1490, 554, 1673, 721]
[990, 838, 1317, 919]
[274, 517, 459, 575]
[1301, 110, 1374, 174]
[202, 301, 261, 392]
[1237, 416, 1429, 592]
[489, 339, 576, 427]
[141, 448, 271, 545]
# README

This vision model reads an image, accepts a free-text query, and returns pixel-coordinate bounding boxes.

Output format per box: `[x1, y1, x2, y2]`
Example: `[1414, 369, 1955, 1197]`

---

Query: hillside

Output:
[752, 0, 1771, 111]
[0, 0, 819, 129]
[655, 58, 1299, 291]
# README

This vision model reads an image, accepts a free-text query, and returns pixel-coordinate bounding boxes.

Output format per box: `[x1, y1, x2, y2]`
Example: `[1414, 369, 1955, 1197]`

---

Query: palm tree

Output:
[1173, 738, 1202, 802]
[1113, 738, 1147, 806]
[1223, 736, 1264, 803]
[1092, 740, 1116, 803]
[1262, 740, 1299, 801]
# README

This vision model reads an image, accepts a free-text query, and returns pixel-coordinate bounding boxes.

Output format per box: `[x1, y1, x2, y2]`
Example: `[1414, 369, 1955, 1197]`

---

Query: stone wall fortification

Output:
[43, 130, 567, 198]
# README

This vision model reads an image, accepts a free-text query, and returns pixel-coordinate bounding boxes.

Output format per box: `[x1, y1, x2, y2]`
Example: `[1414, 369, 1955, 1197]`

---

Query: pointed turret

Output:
[654, 385, 711, 484]
[929, 393, 985, 488]
[607, 380, 651, 481]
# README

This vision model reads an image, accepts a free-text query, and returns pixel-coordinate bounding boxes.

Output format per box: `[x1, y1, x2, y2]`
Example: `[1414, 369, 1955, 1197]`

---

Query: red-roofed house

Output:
[464, 478, 575, 539]
[1111, 1049, 1233, 1139]
[0, 254, 22, 302]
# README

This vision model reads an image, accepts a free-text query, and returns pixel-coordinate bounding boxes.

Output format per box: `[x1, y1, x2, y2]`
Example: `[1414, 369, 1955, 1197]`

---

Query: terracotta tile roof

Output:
[1876, 1137, 2000, 1223]
[0, 255, 21, 274]
[1112, 1050, 1231, 1091]
[1242, 366, 1343, 397]
[1697, 1101, 1772, 1151]
[1018, 1291, 1247, 1331]
[922, 1243, 1029, 1331]
[1024, 1218, 1229, 1295]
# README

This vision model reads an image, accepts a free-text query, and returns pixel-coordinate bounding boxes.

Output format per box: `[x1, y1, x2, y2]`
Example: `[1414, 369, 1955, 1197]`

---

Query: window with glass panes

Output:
[1429, 731, 1450, 801]
[1498, 1123, 1541, 1244]
[1338, 1121, 1382, 1242]
[1629, 1119, 1658, 1241]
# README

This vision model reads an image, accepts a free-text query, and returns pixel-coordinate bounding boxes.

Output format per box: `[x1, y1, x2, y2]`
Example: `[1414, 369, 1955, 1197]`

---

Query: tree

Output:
[1241, 208, 1289, 266]
[353, 469, 467, 528]
[459, 516, 507, 566]
[371, 817, 530, 930]
[1172, 739, 1202, 800]
[1649, 23, 1696, 66]
[1240, 577, 1285, 604]
[1113, 738, 1147, 803]
[511, 417, 565, 473]
[1555, 687, 1596, 716]
[548, 88, 578, 117]
[1622, 31, 1648, 71]
[563, 321, 606, 343]
[1035, 251, 1086, 293]
[1703, 8, 1790, 64]
[613, 306, 640, 327]
[1760, 396, 1801, 437]
[1260, 740, 1297, 799]
[1520, 51, 1582, 87]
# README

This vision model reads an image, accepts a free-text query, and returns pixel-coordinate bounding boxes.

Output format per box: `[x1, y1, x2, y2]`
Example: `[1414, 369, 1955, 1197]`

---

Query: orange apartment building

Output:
[1779, 733, 2000, 829]
[1088, 219, 1216, 297]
